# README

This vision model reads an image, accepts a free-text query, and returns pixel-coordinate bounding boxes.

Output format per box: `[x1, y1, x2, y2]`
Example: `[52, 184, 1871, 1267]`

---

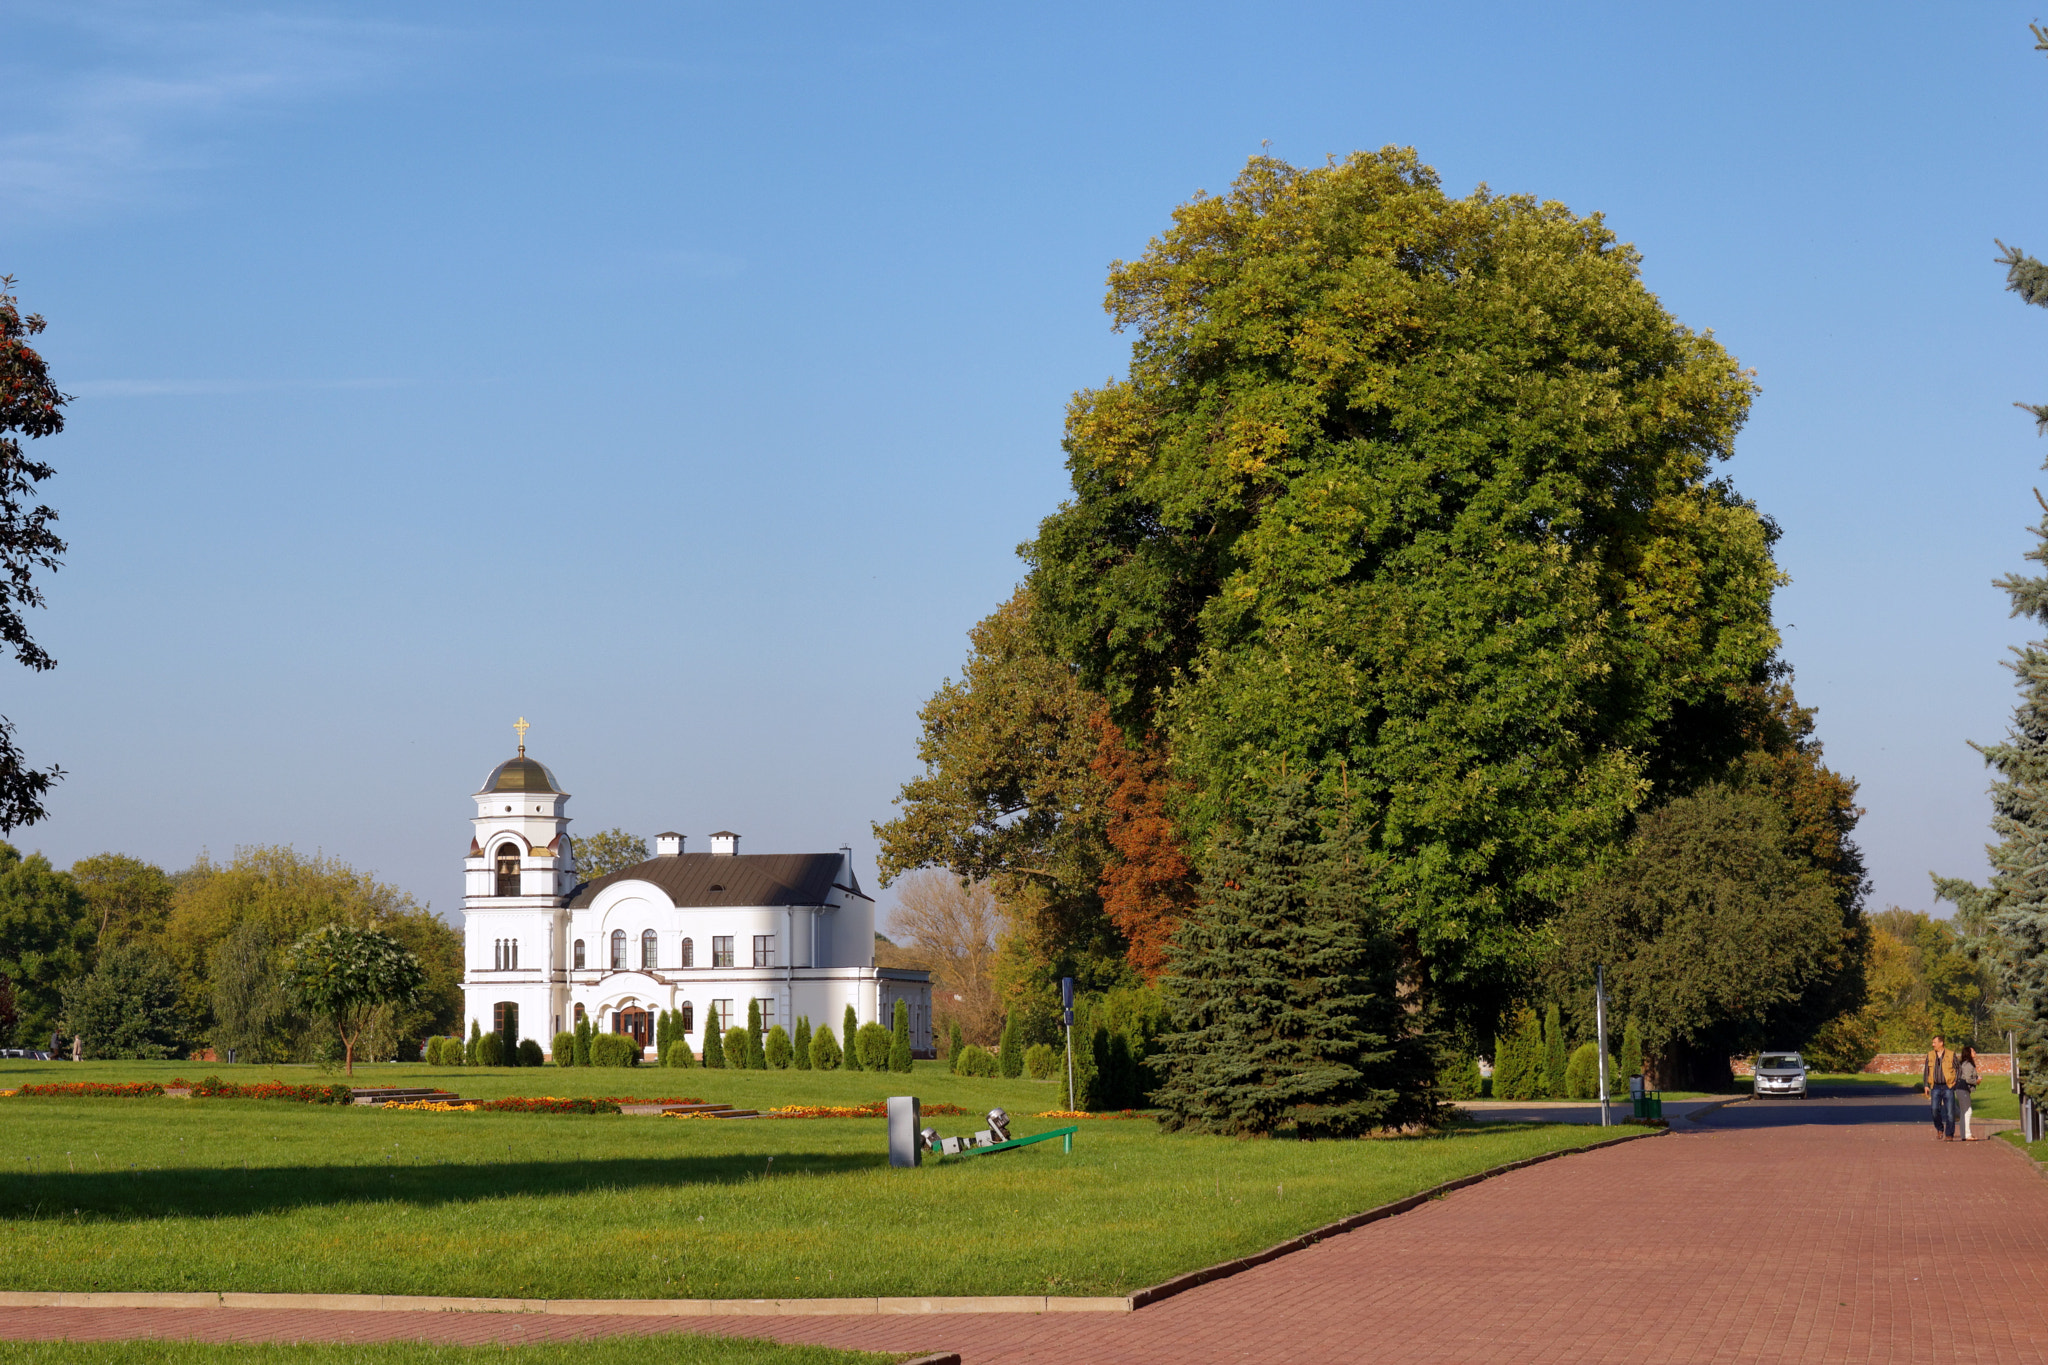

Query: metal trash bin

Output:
[1632, 1091, 1662, 1120]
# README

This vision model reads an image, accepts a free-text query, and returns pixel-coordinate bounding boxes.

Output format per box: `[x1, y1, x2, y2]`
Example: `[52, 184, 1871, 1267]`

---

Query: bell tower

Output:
[464, 718, 577, 904]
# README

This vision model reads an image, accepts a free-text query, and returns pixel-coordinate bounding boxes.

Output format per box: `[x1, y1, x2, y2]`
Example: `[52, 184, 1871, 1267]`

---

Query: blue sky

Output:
[2, 2, 2044, 927]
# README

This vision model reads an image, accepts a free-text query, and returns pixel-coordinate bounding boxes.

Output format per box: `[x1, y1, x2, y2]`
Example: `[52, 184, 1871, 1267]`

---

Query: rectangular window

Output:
[711, 999, 733, 1033]
[752, 935, 776, 968]
[712, 936, 734, 968]
[754, 997, 775, 1031]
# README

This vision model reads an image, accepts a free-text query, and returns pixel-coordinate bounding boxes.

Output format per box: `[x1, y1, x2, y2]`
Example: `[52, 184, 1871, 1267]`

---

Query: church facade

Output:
[458, 744, 932, 1060]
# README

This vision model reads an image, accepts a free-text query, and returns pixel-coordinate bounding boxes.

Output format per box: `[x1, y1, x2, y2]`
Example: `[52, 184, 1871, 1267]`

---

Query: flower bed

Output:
[14, 1081, 165, 1099]
[172, 1076, 353, 1104]
[760, 1101, 970, 1120]
[384, 1096, 633, 1115]
[1035, 1109, 1150, 1120]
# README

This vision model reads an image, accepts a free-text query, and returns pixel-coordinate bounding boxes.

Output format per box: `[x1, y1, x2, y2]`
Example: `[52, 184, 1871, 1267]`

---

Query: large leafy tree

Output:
[1025, 150, 1783, 1030]
[284, 922, 424, 1076]
[0, 843, 88, 1045]
[0, 278, 68, 832]
[60, 942, 184, 1059]
[70, 853, 175, 957]
[572, 828, 649, 880]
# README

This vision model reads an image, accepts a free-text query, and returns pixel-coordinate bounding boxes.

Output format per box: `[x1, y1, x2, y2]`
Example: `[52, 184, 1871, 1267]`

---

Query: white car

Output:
[1753, 1051, 1808, 1098]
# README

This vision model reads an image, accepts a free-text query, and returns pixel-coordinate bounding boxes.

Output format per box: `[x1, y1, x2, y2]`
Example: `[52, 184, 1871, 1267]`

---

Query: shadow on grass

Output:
[0, 1151, 886, 1223]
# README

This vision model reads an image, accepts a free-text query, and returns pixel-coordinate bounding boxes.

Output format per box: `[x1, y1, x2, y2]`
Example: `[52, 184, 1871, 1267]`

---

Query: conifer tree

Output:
[1543, 1004, 1568, 1099]
[655, 1009, 671, 1064]
[465, 1019, 482, 1066]
[948, 1019, 964, 1070]
[793, 1015, 812, 1070]
[998, 1013, 1023, 1078]
[1152, 774, 1426, 1137]
[746, 1000, 767, 1069]
[890, 999, 913, 1072]
[843, 1004, 863, 1071]
[701, 1015, 727, 1068]
[1619, 1017, 1644, 1085]
[573, 1014, 592, 1067]
[1492, 1008, 1543, 1100]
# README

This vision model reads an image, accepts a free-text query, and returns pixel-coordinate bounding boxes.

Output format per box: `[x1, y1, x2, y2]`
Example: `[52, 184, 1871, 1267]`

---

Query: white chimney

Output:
[709, 830, 740, 856]
[655, 832, 685, 857]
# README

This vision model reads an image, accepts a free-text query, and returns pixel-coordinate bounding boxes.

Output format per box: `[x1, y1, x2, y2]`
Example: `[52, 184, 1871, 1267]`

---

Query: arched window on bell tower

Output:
[495, 842, 521, 897]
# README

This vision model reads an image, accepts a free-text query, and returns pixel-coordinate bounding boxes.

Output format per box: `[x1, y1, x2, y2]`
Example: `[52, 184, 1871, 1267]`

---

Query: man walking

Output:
[1923, 1034, 1958, 1141]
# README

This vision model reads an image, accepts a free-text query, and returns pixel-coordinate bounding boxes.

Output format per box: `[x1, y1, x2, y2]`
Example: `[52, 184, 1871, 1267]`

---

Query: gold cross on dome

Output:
[514, 716, 530, 756]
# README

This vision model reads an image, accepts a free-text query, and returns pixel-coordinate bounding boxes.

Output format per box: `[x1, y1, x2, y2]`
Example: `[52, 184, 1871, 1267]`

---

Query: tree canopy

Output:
[573, 828, 650, 880]
[285, 922, 425, 1075]
[0, 278, 68, 832]
[0, 843, 89, 1045]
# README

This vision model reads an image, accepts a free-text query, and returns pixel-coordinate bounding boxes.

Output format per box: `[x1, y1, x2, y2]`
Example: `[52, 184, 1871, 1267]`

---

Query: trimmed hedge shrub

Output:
[589, 1033, 637, 1067]
[809, 1022, 842, 1070]
[856, 1021, 892, 1072]
[723, 1026, 751, 1069]
[889, 1000, 912, 1073]
[664, 1039, 696, 1068]
[947, 1021, 964, 1071]
[552, 1031, 577, 1066]
[1565, 1042, 1618, 1100]
[765, 1025, 793, 1069]
[793, 1016, 812, 1071]
[478, 1032, 505, 1067]
[518, 1038, 544, 1067]
[998, 1015, 1022, 1078]
[1023, 1042, 1058, 1080]
[954, 1043, 999, 1078]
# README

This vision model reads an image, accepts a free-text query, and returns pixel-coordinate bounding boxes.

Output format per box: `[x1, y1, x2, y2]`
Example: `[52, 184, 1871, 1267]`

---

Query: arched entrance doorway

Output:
[616, 1007, 651, 1052]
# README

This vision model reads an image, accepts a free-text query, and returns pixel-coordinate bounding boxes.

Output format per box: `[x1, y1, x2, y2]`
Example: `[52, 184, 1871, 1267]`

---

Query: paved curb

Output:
[1675, 1095, 1750, 1126]
[1126, 1124, 1669, 1310]
[0, 1293, 1127, 1317]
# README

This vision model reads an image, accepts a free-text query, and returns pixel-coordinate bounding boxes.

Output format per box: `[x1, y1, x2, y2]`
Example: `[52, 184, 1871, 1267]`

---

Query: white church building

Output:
[458, 739, 932, 1060]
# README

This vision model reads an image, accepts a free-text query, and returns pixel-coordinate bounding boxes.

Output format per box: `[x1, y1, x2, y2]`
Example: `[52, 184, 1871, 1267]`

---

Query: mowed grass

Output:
[0, 1060, 1626, 1300]
[0, 1338, 902, 1365]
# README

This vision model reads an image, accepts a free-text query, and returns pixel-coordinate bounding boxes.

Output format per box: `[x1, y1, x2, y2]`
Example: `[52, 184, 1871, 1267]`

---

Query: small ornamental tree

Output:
[1543, 1004, 1569, 1099]
[998, 1014, 1022, 1078]
[478, 1031, 505, 1067]
[793, 1015, 812, 1070]
[809, 1020, 842, 1070]
[843, 1004, 862, 1071]
[890, 999, 913, 1073]
[1493, 1008, 1544, 1101]
[724, 1026, 750, 1068]
[746, 1001, 767, 1069]
[552, 1031, 576, 1065]
[656, 1009, 672, 1063]
[947, 1020, 964, 1071]
[284, 924, 423, 1076]
[857, 1021, 893, 1071]
[1152, 775, 1427, 1138]
[465, 1019, 481, 1066]
[573, 1014, 592, 1066]
[500, 1006, 520, 1067]
[701, 1016, 727, 1068]
[1619, 1018, 1644, 1085]
[765, 1024, 793, 1069]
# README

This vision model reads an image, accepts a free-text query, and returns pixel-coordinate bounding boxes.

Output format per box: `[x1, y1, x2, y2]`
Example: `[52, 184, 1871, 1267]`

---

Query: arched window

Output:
[510, 939, 519, 970]
[610, 929, 627, 970]
[573, 1003, 586, 1025]
[680, 1001, 694, 1034]
[641, 929, 658, 970]
[680, 937, 694, 968]
[573, 939, 586, 969]
[492, 939, 501, 970]
[495, 842, 521, 897]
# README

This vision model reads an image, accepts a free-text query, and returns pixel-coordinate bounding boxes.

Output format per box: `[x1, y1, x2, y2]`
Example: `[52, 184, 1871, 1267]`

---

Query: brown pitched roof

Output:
[567, 852, 867, 908]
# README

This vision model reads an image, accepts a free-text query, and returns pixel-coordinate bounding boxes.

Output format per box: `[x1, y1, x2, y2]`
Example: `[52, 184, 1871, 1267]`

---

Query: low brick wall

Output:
[1728, 1053, 2011, 1077]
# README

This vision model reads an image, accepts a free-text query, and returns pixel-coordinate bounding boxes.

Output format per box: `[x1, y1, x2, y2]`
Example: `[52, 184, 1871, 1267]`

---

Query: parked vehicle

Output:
[1753, 1051, 1808, 1098]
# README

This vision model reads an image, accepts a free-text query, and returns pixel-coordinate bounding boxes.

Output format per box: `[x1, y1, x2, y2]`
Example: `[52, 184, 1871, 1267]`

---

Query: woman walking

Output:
[1956, 1045, 1982, 1140]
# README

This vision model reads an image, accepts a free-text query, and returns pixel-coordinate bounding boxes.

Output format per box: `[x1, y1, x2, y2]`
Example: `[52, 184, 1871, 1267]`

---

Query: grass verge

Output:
[0, 1068, 1624, 1300]
[0, 1339, 903, 1365]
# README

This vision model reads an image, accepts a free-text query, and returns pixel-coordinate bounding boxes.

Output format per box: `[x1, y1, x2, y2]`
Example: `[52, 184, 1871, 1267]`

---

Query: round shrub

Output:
[808, 1022, 842, 1070]
[477, 1032, 505, 1067]
[856, 1021, 893, 1072]
[1564, 1042, 1617, 1100]
[518, 1038, 544, 1067]
[724, 1026, 751, 1069]
[765, 1025, 793, 1069]
[552, 1032, 577, 1066]
[589, 1033, 636, 1067]
[664, 1039, 696, 1068]
[954, 1043, 999, 1078]
[1023, 1043, 1058, 1081]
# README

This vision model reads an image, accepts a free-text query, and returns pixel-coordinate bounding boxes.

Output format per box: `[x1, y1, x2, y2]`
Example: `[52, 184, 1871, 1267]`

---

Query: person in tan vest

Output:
[1921, 1035, 1958, 1141]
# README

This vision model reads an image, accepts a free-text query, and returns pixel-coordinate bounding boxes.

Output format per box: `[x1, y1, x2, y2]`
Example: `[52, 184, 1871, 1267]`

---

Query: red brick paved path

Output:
[5, 1093, 2045, 1363]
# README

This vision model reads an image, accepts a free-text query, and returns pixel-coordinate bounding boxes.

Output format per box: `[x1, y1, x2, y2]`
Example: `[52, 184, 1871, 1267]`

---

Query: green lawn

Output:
[0, 1338, 902, 1365]
[0, 1059, 1628, 1300]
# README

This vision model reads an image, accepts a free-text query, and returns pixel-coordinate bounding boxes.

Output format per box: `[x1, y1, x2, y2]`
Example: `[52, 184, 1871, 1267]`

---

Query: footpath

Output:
[4, 1093, 2046, 1363]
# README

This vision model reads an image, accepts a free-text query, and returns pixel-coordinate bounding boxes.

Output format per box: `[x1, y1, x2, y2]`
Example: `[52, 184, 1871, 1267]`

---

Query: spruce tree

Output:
[793, 1015, 812, 1070]
[1543, 1004, 1568, 1099]
[998, 1014, 1022, 1078]
[1152, 774, 1424, 1137]
[1935, 230, 2048, 1099]
[701, 1016, 727, 1068]
[843, 1004, 863, 1071]
[890, 999, 913, 1073]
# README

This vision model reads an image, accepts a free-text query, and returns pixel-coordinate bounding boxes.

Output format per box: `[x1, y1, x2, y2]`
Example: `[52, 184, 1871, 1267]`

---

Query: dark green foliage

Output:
[998, 1014, 1022, 1078]
[60, 942, 184, 1058]
[518, 1038, 543, 1067]
[793, 1015, 812, 1070]
[1083, 1030, 1143, 1111]
[1152, 775, 1429, 1137]
[0, 282, 69, 832]
[478, 1031, 505, 1067]
[1543, 1004, 1569, 1099]
[573, 1014, 592, 1067]
[724, 1026, 750, 1069]
[947, 1020, 964, 1071]
[551, 1031, 576, 1065]
[1619, 1018, 1644, 1085]
[1435, 1048, 1482, 1101]
[1492, 1008, 1543, 1101]
[1564, 783, 1862, 1090]
[465, 1020, 481, 1067]
[856, 1021, 892, 1071]
[842, 1005, 862, 1072]
[655, 1009, 672, 1062]
[1023, 1042, 1058, 1080]
[953, 1043, 999, 1077]
[746, 1001, 767, 1070]
[283, 921, 425, 1075]
[0, 843, 88, 1045]
[889, 999, 913, 1073]
[807, 1021, 841, 1070]
[499, 1004, 519, 1067]
[701, 1017, 727, 1068]
[765, 1024, 793, 1069]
